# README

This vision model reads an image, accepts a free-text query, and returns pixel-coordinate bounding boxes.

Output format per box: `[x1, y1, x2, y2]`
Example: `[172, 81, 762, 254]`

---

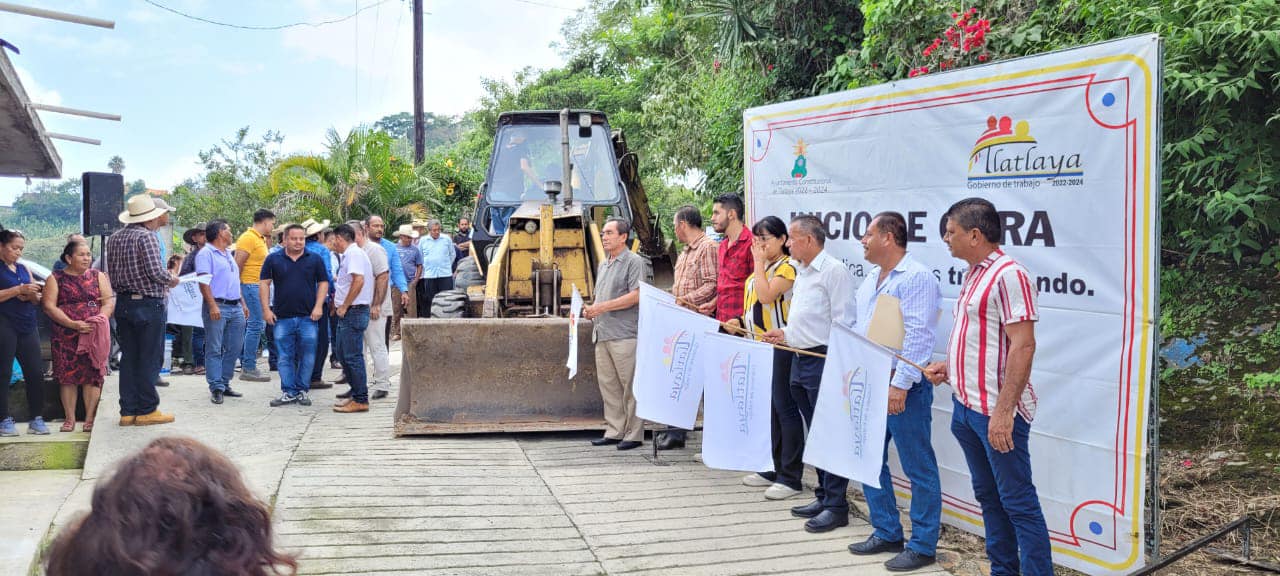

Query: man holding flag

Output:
[848, 212, 943, 572]
[925, 198, 1051, 575]
[761, 214, 856, 533]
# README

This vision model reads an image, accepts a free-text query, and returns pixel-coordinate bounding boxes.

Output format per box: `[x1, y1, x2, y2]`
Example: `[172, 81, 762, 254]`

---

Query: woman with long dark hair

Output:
[0, 229, 48, 436]
[729, 215, 805, 500]
[42, 240, 114, 432]
[46, 437, 299, 576]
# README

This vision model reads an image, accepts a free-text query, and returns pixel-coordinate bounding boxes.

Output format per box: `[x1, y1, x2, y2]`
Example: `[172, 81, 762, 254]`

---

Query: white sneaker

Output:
[742, 473, 773, 487]
[764, 483, 802, 500]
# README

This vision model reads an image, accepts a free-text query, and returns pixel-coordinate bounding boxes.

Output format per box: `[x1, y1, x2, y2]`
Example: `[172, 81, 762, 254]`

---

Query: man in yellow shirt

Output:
[235, 209, 275, 382]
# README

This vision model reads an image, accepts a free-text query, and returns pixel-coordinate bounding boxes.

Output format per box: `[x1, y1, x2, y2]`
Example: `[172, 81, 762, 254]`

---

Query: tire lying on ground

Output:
[454, 256, 484, 291]
[430, 289, 468, 318]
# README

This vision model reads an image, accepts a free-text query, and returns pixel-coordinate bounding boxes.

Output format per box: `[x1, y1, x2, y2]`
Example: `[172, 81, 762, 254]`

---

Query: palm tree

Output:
[268, 128, 438, 225]
[108, 156, 125, 174]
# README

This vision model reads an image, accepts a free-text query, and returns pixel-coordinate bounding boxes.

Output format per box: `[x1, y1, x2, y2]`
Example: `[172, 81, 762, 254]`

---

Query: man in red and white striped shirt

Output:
[925, 198, 1051, 576]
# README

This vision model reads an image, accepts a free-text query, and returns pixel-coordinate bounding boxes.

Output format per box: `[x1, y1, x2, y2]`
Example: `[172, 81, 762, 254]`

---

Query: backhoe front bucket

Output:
[394, 317, 604, 435]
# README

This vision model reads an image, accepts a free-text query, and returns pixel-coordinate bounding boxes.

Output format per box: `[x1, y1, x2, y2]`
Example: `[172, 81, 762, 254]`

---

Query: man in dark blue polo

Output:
[260, 224, 329, 407]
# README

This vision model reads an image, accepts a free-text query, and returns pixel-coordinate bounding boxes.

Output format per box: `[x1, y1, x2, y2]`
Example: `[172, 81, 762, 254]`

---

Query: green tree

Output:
[269, 128, 437, 226]
[12, 178, 81, 223]
[127, 179, 147, 196]
[169, 127, 284, 233]
[108, 155, 125, 174]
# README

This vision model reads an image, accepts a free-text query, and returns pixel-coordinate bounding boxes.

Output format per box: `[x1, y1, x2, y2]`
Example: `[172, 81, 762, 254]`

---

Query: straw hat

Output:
[301, 218, 331, 237]
[391, 223, 420, 239]
[182, 222, 207, 245]
[118, 194, 175, 224]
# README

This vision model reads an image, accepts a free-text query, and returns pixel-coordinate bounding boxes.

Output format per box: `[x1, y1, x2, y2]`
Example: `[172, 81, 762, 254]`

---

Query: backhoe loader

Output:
[395, 109, 673, 435]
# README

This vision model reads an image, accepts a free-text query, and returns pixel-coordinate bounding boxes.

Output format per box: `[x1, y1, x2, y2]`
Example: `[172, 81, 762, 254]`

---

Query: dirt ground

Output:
[927, 451, 1279, 575]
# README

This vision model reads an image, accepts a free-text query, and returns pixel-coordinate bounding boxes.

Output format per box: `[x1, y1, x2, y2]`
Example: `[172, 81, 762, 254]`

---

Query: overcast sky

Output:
[0, 0, 587, 205]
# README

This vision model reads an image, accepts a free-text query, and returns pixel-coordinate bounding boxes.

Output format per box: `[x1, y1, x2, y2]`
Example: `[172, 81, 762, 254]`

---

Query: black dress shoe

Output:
[371, 390, 389, 400]
[884, 549, 936, 572]
[616, 440, 642, 451]
[222, 387, 243, 398]
[156, 379, 170, 387]
[790, 499, 824, 518]
[848, 535, 906, 556]
[591, 437, 621, 446]
[336, 389, 352, 399]
[211, 390, 224, 404]
[310, 380, 333, 390]
[655, 435, 685, 450]
[804, 509, 849, 533]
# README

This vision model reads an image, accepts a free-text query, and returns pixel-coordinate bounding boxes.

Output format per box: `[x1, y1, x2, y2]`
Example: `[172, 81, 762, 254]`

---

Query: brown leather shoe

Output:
[118, 415, 135, 427]
[134, 410, 176, 426]
[333, 401, 369, 413]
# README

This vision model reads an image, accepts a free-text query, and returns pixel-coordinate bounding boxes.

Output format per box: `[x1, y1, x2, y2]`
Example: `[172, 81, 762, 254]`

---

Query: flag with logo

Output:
[803, 323, 894, 488]
[634, 294, 720, 429]
[567, 285, 583, 379]
[700, 332, 774, 472]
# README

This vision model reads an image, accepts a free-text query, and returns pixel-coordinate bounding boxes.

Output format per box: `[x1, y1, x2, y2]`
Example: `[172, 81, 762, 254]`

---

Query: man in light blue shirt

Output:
[847, 211, 943, 572]
[416, 219, 456, 317]
[194, 220, 248, 405]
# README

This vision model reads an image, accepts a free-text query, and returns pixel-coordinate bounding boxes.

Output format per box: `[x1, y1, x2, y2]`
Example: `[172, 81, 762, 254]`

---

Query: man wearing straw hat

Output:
[178, 223, 207, 375]
[391, 223, 422, 339]
[106, 194, 179, 426]
[301, 219, 335, 389]
[761, 214, 856, 534]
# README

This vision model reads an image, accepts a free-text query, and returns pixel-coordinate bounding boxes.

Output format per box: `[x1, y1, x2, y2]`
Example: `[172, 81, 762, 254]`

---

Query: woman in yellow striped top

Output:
[727, 215, 805, 500]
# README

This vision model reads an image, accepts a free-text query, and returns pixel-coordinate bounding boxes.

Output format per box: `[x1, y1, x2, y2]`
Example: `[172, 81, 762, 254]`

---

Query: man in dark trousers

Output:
[106, 195, 179, 426]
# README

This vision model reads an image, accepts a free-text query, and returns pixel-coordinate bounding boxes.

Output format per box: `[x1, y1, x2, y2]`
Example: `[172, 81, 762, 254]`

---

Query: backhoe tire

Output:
[454, 256, 484, 291]
[431, 289, 468, 318]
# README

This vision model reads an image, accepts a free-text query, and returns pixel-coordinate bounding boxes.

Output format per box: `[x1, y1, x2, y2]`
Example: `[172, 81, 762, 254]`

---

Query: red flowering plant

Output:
[908, 7, 993, 78]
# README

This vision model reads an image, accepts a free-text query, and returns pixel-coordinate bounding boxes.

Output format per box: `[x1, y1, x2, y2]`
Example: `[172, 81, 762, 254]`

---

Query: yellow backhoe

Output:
[395, 109, 673, 435]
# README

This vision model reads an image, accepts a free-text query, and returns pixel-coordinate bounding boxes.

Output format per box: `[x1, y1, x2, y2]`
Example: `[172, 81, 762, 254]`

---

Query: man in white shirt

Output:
[351, 221, 393, 401]
[762, 214, 855, 534]
[330, 223, 372, 413]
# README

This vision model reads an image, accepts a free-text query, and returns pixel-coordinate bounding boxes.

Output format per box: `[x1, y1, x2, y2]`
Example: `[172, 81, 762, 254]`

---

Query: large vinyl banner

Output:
[744, 35, 1160, 574]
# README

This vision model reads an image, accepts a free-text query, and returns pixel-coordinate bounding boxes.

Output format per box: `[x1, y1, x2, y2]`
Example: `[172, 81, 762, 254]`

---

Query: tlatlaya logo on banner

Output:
[721, 352, 753, 433]
[662, 330, 698, 401]
[842, 368, 868, 458]
[790, 139, 809, 179]
[967, 115, 1083, 188]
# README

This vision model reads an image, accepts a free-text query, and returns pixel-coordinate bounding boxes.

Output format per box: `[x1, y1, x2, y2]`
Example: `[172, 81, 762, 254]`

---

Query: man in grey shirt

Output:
[583, 218, 645, 451]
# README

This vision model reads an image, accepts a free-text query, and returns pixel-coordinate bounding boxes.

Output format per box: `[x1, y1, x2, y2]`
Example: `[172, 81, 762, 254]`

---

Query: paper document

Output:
[866, 293, 904, 350]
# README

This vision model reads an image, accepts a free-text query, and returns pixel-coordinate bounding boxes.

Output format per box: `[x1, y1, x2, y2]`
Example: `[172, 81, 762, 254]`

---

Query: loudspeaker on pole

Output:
[82, 171, 124, 237]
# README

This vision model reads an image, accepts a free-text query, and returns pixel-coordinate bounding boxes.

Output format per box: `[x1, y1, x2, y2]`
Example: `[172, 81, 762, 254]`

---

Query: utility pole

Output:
[412, 0, 425, 165]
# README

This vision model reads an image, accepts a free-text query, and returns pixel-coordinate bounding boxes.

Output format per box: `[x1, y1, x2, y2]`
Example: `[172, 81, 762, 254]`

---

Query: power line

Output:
[139, 0, 393, 30]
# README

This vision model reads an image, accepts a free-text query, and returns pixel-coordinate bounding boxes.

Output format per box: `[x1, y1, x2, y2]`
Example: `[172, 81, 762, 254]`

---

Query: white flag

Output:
[700, 332, 774, 472]
[566, 285, 583, 379]
[634, 295, 719, 429]
[802, 323, 894, 488]
[166, 280, 204, 328]
[639, 281, 675, 306]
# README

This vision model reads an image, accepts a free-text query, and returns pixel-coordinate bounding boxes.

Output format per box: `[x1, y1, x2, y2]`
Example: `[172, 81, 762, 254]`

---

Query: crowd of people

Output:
[0, 195, 478, 434]
[0, 190, 1050, 573]
[587, 194, 1050, 574]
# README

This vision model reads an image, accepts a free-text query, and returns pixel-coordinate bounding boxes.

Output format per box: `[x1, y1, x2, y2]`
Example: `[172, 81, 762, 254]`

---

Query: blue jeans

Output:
[274, 316, 317, 395]
[335, 306, 369, 403]
[203, 303, 246, 393]
[950, 398, 1052, 576]
[789, 347, 848, 514]
[192, 327, 205, 366]
[863, 378, 942, 556]
[240, 284, 265, 371]
[311, 301, 330, 382]
[115, 297, 165, 416]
